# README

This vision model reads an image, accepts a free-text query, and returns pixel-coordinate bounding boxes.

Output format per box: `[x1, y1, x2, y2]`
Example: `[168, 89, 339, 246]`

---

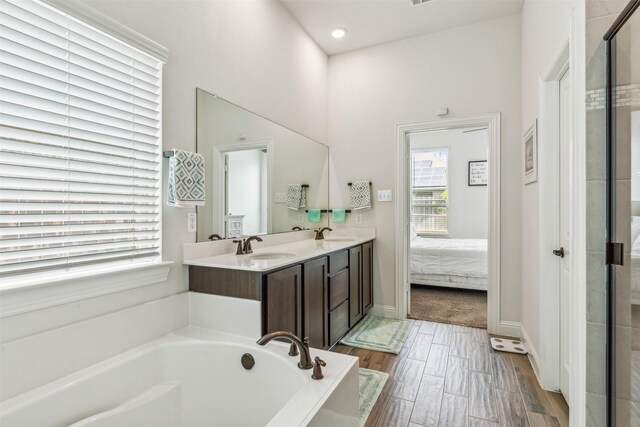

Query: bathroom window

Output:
[0, 0, 164, 282]
[410, 149, 448, 236]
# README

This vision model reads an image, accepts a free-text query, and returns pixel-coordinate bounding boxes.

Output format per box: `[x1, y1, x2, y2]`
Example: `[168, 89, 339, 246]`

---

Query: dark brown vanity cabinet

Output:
[265, 265, 302, 338]
[326, 250, 350, 347]
[363, 241, 374, 312]
[349, 246, 363, 326]
[349, 241, 374, 327]
[188, 240, 374, 350]
[303, 257, 328, 349]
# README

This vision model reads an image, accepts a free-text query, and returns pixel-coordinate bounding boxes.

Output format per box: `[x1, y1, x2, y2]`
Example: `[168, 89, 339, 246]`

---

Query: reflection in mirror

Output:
[196, 89, 329, 241]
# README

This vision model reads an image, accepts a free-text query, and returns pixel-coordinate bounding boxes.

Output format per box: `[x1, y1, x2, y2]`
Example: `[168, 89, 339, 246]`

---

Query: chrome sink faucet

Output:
[257, 331, 313, 369]
[314, 227, 332, 240]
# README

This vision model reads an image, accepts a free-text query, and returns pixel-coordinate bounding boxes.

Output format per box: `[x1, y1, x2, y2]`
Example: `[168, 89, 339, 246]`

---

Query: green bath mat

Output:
[359, 368, 388, 427]
[340, 315, 414, 354]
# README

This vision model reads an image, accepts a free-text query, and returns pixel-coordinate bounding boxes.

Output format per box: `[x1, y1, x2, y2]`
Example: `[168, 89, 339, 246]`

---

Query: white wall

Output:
[520, 0, 579, 360]
[328, 14, 522, 323]
[0, 0, 327, 389]
[410, 129, 489, 239]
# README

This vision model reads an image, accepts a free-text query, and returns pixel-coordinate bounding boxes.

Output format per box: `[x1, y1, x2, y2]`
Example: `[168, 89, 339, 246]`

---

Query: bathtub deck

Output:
[331, 320, 569, 427]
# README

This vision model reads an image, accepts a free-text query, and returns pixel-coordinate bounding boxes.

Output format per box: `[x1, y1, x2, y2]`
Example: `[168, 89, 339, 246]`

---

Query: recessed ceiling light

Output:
[331, 28, 347, 39]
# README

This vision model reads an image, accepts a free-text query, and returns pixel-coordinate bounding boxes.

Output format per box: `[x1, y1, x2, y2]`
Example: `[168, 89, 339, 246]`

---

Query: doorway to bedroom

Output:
[406, 126, 489, 329]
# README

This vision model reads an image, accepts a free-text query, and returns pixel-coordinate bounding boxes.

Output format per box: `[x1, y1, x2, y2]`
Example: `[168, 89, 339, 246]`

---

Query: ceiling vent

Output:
[411, 0, 432, 5]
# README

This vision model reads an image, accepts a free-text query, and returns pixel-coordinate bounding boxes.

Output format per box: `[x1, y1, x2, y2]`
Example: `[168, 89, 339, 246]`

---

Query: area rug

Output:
[408, 284, 487, 329]
[340, 315, 413, 354]
[359, 368, 388, 427]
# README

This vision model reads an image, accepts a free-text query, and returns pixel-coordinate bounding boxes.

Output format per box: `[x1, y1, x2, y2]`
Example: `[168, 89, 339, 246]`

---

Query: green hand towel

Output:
[307, 209, 322, 223]
[332, 209, 346, 223]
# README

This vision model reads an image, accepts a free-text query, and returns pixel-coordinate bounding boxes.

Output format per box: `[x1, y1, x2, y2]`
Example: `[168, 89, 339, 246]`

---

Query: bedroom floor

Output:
[409, 285, 487, 329]
[333, 320, 569, 427]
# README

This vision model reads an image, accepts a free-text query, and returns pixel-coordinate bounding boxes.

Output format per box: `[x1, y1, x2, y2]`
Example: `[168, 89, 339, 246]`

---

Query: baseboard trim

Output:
[497, 320, 521, 338]
[369, 304, 397, 318]
[520, 324, 542, 381]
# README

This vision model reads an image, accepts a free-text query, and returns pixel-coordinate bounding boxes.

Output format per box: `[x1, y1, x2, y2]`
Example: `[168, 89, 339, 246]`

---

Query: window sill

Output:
[0, 262, 173, 318]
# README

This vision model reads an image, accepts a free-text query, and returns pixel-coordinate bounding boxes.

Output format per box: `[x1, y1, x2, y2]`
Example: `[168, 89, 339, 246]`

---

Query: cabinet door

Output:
[363, 241, 373, 313]
[329, 300, 350, 347]
[265, 265, 302, 338]
[328, 269, 349, 310]
[303, 257, 328, 349]
[349, 246, 363, 326]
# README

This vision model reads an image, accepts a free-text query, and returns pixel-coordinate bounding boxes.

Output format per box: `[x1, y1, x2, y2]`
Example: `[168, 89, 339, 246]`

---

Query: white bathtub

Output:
[0, 327, 359, 427]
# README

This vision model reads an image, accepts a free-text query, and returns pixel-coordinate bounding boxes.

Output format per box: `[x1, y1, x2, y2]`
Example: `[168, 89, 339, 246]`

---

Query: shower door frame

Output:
[603, 1, 640, 425]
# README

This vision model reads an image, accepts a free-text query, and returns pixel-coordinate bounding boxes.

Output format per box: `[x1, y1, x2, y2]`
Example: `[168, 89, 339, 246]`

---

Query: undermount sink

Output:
[322, 237, 356, 242]
[249, 252, 296, 260]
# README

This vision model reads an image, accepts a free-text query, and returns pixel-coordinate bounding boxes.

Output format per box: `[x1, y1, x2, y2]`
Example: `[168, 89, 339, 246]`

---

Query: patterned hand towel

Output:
[300, 186, 307, 209]
[167, 149, 205, 207]
[286, 184, 306, 210]
[307, 209, 322, 223]
[350, 181, 371, 210]
[332, 209, 346, 223]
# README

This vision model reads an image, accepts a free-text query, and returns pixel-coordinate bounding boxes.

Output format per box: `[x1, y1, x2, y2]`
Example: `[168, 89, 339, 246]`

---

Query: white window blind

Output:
[0, 0, 162, 279]
[410, 149, 448, 235]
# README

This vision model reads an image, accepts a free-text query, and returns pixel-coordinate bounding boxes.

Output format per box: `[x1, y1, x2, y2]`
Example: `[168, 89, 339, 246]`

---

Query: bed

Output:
[410, 236, 488, 291]
[632, 218, 640, 304]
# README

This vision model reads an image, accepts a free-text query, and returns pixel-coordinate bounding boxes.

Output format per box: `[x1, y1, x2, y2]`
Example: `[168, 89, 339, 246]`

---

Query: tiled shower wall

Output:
[585, 0, 637, 425]
[585, 4, 609, 421]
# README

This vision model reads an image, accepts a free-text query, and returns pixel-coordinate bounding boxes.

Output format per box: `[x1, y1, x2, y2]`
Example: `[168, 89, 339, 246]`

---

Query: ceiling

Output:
[280, 0, 524, 55]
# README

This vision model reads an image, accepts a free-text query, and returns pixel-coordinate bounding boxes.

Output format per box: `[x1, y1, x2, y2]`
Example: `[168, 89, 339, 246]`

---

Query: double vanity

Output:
[184, 229, 375, 349]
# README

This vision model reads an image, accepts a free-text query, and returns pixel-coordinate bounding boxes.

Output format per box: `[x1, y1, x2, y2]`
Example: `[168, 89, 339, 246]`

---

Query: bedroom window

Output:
[410, 148, 448, 236]
[0, 0, 164, 282]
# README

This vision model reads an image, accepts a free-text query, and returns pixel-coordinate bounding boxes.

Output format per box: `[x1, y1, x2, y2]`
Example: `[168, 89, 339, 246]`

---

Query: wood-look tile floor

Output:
[332, 320, 569, 427]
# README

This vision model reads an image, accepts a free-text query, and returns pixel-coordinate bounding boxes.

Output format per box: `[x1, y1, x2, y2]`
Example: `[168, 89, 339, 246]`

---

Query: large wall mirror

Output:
[196, 89, 329, 241]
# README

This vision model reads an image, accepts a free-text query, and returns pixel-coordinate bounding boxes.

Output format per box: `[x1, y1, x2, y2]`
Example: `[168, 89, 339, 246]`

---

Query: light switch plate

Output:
[187, 213, 197, 232]
[275, 193, 286, 203]
[298, 213, 304, 223]
[355, 213, 363, 225]
[377, 190, 392, 202]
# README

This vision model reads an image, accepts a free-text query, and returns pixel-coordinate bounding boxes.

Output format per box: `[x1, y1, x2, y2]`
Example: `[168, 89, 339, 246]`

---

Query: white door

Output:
[558, 68, 572, 402]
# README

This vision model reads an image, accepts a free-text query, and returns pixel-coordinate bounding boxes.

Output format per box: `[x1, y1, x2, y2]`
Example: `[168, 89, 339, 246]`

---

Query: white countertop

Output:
[183, 234, 374, 272]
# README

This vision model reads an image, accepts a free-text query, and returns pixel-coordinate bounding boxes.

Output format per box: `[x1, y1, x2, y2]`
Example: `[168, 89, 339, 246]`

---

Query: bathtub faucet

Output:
[256, 331, 313, 370]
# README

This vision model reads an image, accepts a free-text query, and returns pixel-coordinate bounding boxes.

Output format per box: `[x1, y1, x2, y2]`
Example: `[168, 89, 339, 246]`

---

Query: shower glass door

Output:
[606, 1, 640, 424]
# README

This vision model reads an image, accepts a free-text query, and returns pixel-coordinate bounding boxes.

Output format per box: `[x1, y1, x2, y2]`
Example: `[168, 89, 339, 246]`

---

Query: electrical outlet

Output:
[298, 213, 304, 223]
[355, 213, 363, 225]
[275, 193, 286, 203]
[377, 190, 392, 202]
[187, 213, 197, 232]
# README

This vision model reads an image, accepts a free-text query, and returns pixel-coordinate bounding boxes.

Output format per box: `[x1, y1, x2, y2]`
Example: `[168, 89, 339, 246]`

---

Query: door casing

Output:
[395, 113, 501, 334]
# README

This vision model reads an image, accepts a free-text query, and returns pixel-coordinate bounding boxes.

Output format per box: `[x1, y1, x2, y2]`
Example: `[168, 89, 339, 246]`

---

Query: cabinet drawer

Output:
[329, 300, 349, 346]
[328, 250, 349, 274]
[328, 269, 349, 310]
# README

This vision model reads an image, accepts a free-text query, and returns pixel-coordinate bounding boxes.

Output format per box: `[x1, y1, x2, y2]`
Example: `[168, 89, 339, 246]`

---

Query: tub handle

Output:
[288, 341, 299, 357]
[312, 356, 326, 380]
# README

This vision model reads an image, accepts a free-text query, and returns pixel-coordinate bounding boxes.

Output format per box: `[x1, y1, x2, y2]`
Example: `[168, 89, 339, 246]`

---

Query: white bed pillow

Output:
[410, 224, 418, 241]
